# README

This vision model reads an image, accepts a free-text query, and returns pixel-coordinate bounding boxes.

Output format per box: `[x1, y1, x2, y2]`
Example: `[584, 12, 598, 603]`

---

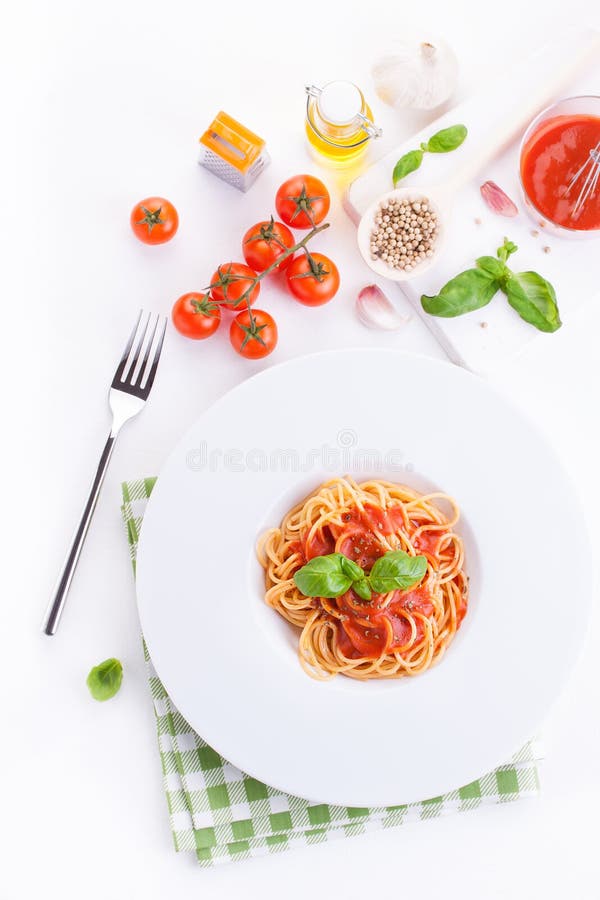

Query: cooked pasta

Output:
[257, 476, 468, 680]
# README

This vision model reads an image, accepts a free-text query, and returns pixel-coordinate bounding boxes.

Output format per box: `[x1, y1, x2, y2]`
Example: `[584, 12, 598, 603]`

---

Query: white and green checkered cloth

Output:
[121, 477, 542, 867]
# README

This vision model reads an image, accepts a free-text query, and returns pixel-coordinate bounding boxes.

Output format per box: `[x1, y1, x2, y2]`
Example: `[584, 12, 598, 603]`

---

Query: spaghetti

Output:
[257, 477, 468, 680]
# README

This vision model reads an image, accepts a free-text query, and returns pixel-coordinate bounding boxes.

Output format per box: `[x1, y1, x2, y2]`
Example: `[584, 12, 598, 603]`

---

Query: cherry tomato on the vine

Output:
[130, 197, 179, 244]
[242, 218, 295, 273]
[209, 262, 260, 310]
[286, 252, 340, 306]
[171, 292, 221, 340]
[275, 175, 330, 229]
[230, 308, 278, 359]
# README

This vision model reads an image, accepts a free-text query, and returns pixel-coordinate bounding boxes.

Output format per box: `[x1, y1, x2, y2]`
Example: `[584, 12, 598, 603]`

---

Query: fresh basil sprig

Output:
[368, 551, 428, 594]
[425, 124, 468, 153]
[86, 658, 123, 702]
[421, 238, 561, 333]
[352, 577, 373, 601]
[294, 553, 353, 598]
[393, 124, 467, 186]
[294, 550, 427, 602]
[393, 149, 424, 183]
[504, 271, 562, 333]
[339, 555, 363, 581]
[421, 268, 499, 317]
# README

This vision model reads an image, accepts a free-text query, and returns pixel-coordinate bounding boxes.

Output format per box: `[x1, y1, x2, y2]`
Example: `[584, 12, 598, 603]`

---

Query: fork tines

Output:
[112, 310, 167, 399]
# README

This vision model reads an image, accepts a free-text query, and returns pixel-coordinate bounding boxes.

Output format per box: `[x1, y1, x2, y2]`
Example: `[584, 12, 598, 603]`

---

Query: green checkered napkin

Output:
[121, 477, 542, 867]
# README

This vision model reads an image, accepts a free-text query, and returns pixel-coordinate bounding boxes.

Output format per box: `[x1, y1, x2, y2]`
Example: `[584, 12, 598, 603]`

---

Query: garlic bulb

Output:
[372, 38, 458, 110]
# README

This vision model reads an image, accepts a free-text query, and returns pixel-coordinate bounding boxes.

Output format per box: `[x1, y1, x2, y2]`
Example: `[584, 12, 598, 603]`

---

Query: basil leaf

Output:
[425, 124, 468, 153]
[86, 658, 123, 702]
[294, 554, 352, 598]
[340, 556, 363, 581]
[369, 550, 427, 593]
[497, 238, 518, 264]
[503, 271, 562, 333]
[476, 255, 508, 282]
[352, 578, 372, 602]
[393, 149, 423, 185]
[421, 268, 499, 318]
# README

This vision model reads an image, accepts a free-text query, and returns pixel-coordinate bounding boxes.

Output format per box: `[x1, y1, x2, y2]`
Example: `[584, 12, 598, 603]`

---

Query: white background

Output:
[3, 1, 600, 897]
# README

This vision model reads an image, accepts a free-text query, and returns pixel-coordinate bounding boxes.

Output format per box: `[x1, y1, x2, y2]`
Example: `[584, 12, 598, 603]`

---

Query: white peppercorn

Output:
[370, 196, 438, 271]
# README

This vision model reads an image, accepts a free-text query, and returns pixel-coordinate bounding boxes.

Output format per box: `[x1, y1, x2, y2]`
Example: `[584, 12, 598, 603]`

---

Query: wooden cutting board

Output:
[345, 28, 600, 375]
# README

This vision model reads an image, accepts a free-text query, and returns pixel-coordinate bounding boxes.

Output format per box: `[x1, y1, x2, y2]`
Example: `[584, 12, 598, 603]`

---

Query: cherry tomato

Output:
[286, 252, 340, 306]
[242, 218, 295, 273]
[275, 175, 330, 229]
[171, 293, 221, 340]
[230, 308, 277, 359]
[130, 197, 178, 244]
[209, 262, 260, 310]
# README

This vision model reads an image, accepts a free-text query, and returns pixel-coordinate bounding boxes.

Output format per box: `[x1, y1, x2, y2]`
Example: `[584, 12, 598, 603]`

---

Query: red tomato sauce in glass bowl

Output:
[520, 97, 600, 234]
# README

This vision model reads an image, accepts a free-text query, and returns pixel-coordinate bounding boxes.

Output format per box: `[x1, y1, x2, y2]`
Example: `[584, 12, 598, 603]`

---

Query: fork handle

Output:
[43, 431, 117, 635]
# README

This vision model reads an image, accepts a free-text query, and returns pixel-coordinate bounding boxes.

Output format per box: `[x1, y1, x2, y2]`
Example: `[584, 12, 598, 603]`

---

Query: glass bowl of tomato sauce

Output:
[519, 96, 600, 238]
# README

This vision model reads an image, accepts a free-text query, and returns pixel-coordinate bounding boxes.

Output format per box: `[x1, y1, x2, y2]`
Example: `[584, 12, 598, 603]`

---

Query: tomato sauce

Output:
[412, 527, 445, 555]
[334, 584, 433, 659]
[301, 502, 447, 660]
[304, 527, 336, 560]
[520, 114, 600, 230]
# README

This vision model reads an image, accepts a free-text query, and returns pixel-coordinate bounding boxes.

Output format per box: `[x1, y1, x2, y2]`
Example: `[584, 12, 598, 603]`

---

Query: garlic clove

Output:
[480, 181, 519, 217]
[356, 284, 410, 330]
[371, 36, 459, 111]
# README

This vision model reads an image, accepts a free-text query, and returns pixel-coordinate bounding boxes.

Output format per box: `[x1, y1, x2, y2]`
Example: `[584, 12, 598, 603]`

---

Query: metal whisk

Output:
[564, 141, 600, 219]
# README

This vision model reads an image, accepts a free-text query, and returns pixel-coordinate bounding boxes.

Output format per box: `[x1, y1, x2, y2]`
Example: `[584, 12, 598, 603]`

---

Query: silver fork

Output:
[43, 310, 167, 636]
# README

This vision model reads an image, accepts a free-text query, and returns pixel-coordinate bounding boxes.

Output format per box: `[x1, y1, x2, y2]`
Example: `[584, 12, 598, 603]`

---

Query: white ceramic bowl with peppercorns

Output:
[357, 188, 446, 282]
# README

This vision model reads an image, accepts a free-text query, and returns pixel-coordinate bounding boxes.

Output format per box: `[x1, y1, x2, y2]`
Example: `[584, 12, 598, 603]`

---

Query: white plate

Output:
[136, 349, 591, 807]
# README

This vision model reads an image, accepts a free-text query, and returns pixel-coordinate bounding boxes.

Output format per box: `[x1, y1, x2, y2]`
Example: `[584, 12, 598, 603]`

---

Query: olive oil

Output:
[305, 81, 382, 165]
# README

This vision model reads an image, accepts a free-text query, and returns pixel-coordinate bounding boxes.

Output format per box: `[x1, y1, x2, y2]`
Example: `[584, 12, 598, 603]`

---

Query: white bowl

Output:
[136, 349, 591, 807]
[357, 187, 446, 282]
